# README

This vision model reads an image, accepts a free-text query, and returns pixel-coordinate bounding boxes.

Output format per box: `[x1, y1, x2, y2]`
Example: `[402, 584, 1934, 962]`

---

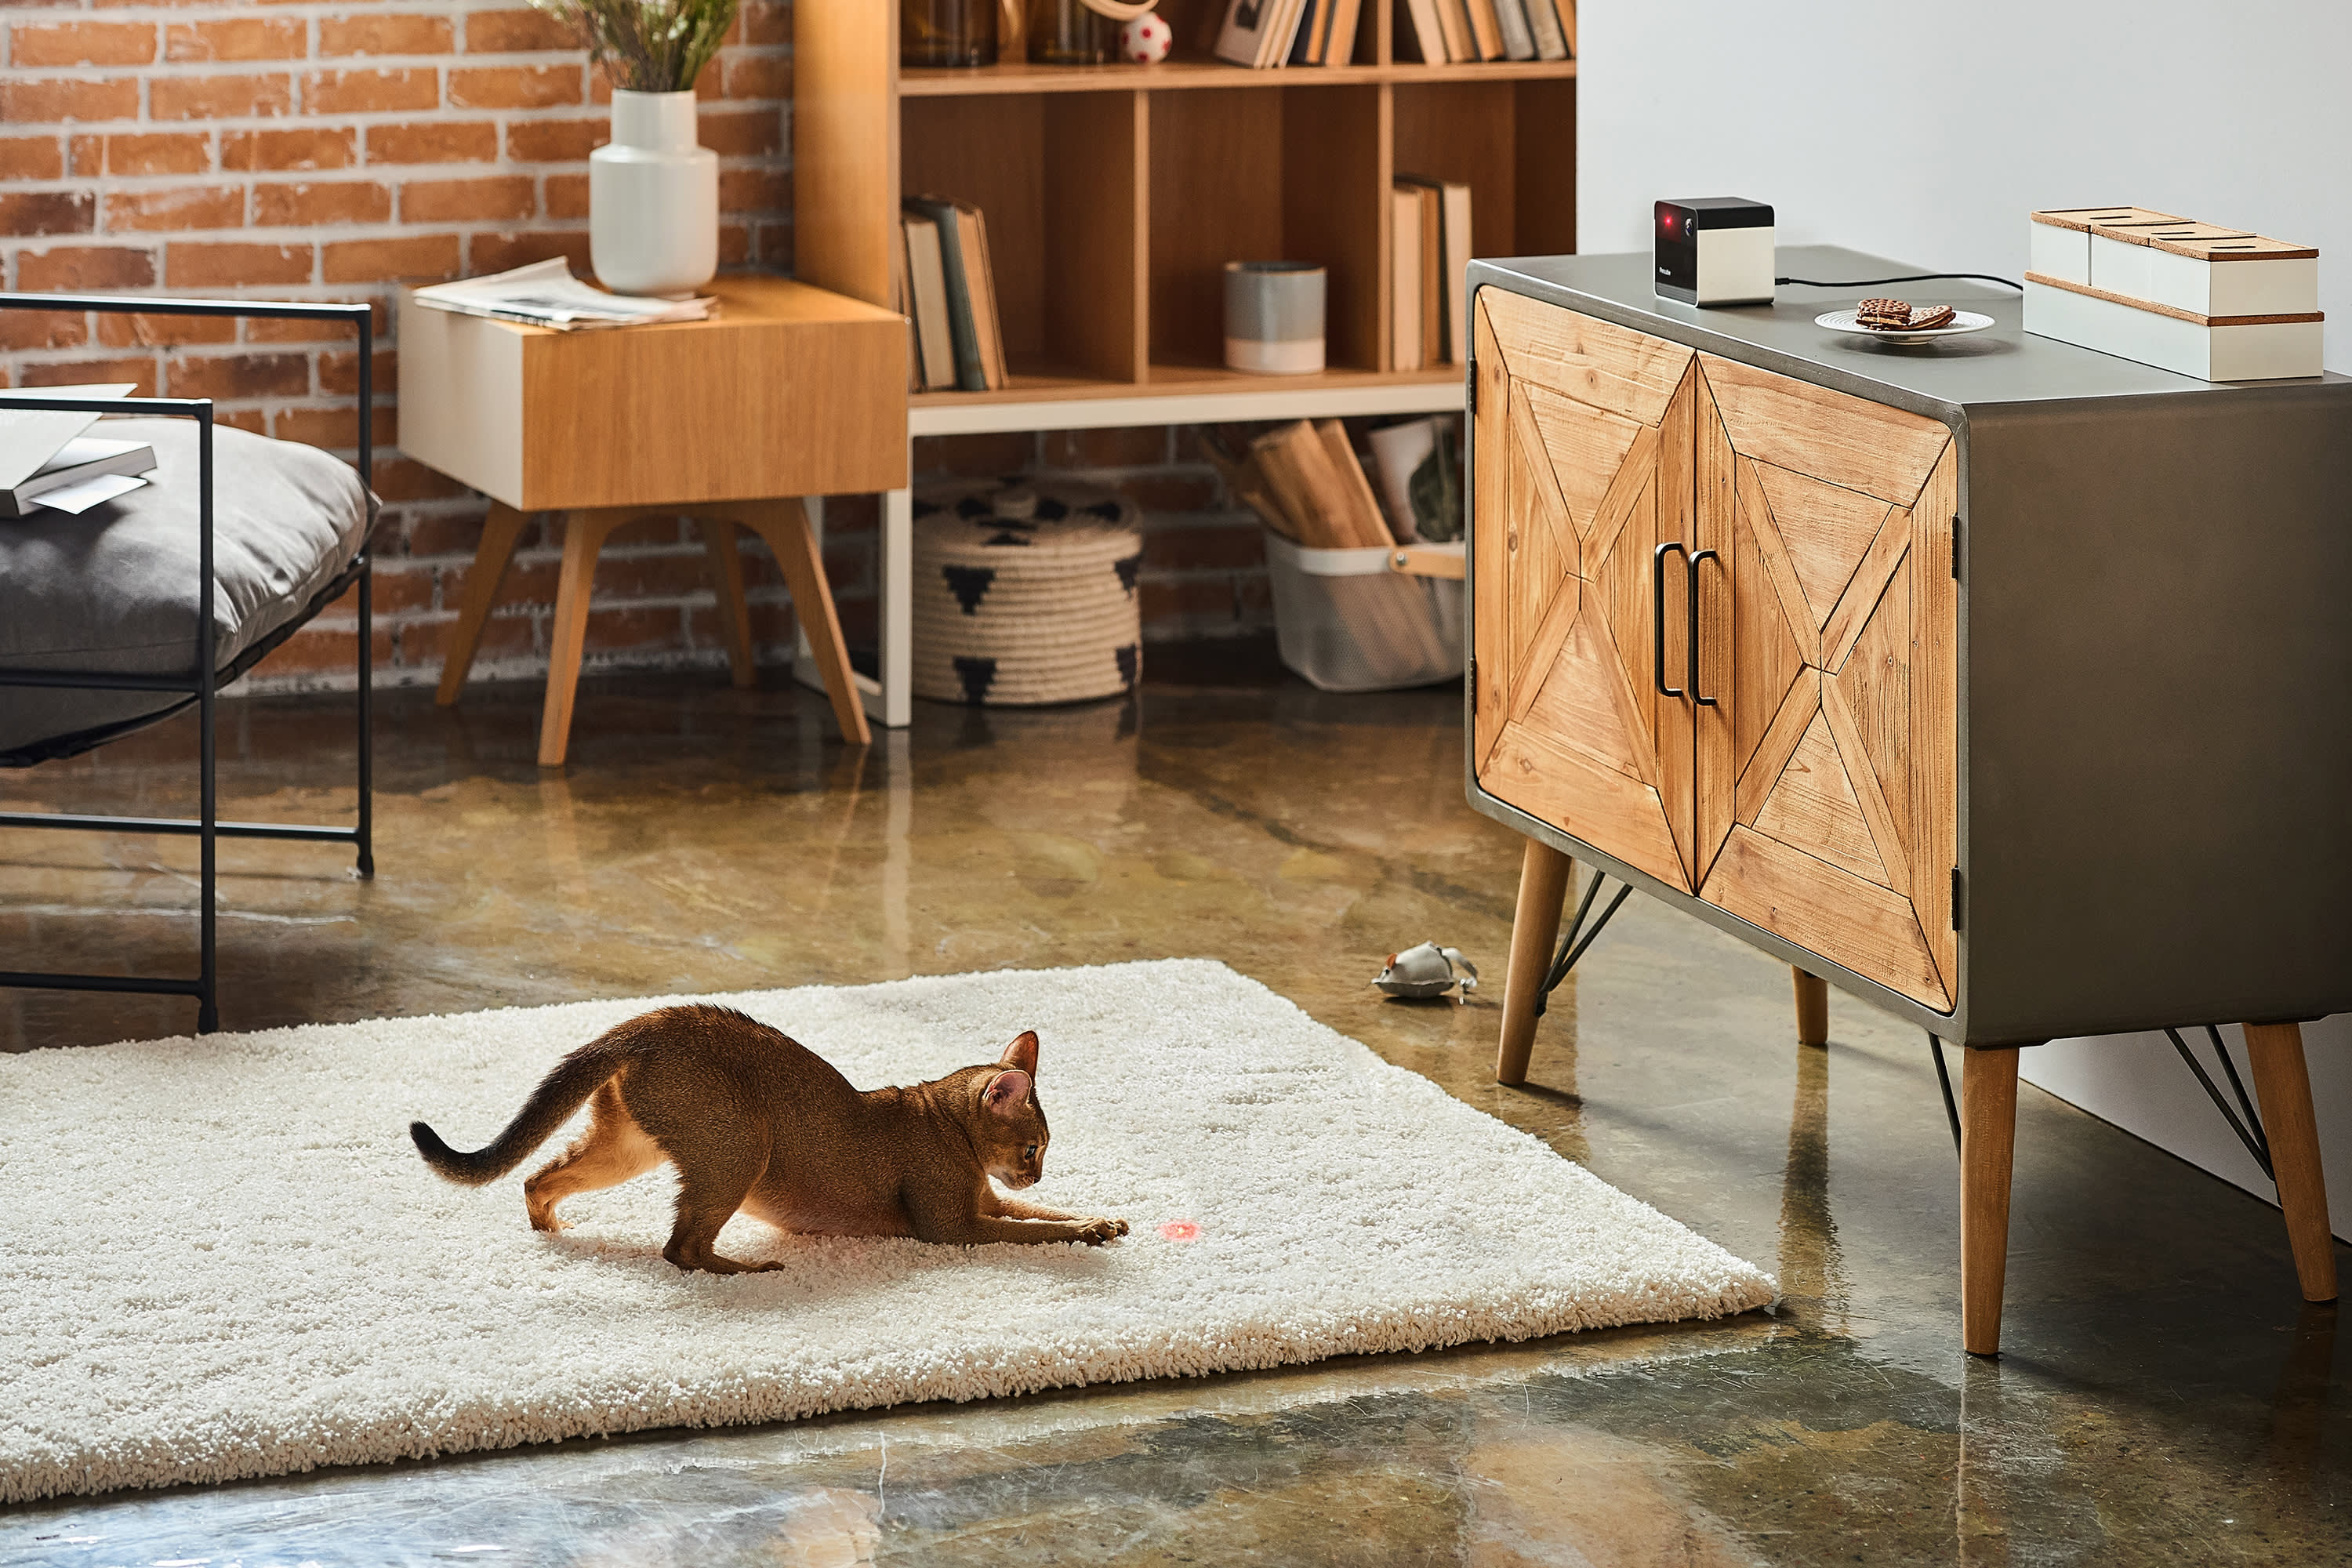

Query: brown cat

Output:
[411, 1005, 1128, 1272]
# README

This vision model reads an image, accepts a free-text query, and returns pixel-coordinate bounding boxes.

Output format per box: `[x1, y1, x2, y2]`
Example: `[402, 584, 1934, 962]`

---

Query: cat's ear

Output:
[999, 1030, 1039, 1076]
[982, 1069, 1033, 1118]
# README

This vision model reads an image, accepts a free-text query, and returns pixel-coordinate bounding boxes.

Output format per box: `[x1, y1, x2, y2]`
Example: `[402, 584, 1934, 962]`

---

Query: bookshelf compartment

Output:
[1145, 84, 1385, 380]
[901, 91, 1147, 383]
[1392, 77, 1576, 262]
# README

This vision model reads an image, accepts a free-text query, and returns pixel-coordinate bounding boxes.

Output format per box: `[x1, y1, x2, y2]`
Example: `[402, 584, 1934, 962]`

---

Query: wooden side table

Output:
[397, 275, 908, 764]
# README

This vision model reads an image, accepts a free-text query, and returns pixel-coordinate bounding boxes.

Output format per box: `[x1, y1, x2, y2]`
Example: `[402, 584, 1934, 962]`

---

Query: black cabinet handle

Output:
[1688, 547, 1719, 706]
[1653, 542, 1687, 698]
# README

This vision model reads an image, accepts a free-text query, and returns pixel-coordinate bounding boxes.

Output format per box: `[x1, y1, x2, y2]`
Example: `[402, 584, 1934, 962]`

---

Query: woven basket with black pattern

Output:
[911, 480, 1145, 706]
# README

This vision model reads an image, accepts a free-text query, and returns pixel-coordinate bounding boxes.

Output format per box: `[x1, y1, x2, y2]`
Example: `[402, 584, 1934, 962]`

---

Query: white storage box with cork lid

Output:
[912, 480, 1144, 706]
[2025, 206, 2323, 381]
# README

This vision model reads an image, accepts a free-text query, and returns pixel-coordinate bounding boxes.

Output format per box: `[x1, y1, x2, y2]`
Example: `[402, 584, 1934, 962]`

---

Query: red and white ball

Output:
[1120, 10, 1172, 63]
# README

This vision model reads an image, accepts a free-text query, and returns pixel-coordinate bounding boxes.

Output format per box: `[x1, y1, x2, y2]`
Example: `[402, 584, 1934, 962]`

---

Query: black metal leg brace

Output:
[1531, 869, 1635, 1019]
[1929, 1034, 1961, 1156]
[2169, 1025, 2274, 1180]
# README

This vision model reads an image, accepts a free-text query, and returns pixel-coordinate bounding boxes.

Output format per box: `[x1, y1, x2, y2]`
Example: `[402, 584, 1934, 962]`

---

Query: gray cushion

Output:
[0, 417, 374, 766]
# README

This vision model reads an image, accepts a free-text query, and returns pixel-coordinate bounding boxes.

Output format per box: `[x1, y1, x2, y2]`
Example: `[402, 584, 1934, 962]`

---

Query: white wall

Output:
[1578, 0, 2352, 1237]
[1577, 0, 2352, 372]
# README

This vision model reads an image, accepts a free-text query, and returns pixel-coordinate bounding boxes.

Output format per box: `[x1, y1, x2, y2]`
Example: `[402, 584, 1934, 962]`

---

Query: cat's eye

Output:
[1024, 1144, 1038, 1160]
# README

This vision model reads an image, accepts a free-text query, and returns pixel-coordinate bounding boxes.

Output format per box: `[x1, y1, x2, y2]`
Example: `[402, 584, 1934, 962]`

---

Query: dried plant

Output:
[530, 0, 741, 94]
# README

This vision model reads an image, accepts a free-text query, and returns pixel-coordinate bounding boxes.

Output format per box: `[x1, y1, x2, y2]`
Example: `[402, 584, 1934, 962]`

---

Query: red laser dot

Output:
[1159, 1221, 1200, 1241]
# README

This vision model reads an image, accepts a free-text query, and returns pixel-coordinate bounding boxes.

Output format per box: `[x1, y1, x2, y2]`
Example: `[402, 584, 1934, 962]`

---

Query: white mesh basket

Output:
[1263, 533, 1465, 692]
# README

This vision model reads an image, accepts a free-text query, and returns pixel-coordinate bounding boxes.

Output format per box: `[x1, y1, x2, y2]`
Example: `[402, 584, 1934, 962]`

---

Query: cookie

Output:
[1905, 304, 1956, 330]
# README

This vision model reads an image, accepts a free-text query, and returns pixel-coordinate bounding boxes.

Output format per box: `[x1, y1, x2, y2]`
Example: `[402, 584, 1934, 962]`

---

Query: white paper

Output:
[411, 259, 714, 332]
[26, 472, 147, 514]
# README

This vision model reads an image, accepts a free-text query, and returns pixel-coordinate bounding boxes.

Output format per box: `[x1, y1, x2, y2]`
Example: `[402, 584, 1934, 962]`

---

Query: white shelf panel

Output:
[909, 379, 1467, 437]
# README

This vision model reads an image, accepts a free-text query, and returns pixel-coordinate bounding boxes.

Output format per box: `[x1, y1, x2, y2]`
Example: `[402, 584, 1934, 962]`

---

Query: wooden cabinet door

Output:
[1690, 354, 1959, 1009]
[1472, 291, 1701, 893]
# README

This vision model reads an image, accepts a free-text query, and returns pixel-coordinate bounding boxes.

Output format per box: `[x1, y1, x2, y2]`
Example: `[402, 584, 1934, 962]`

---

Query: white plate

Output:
[1815, 308, 1997, 343]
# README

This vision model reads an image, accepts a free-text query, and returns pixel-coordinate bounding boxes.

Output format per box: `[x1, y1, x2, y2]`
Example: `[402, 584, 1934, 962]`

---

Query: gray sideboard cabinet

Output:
[1464, 245, 2352, 1356]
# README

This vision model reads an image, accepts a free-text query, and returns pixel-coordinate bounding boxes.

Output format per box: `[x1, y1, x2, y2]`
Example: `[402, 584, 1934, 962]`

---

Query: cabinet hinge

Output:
[1950, 866, 1965, 931]
[1466, 658, 1477, 710]
[1466, 361, 1478, 416]
[1951, 514, 1962, 579]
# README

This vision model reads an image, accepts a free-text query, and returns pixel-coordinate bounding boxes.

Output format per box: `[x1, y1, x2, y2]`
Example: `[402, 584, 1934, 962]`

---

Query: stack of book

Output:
[1396, 0, 1573, 64]
[1, 383, 156, 518]
[901, 196, 1008, 394]
[1390, 175, 1472, 369]
[1215, 0, 1370, 66]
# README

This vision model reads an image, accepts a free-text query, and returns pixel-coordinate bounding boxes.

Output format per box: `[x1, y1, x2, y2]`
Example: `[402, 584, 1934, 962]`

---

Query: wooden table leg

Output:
[1793, 968, 1829, 1047]
[696, 519, 758, 689]
[435, 501, 531, 706]
[1497, 840, 1575, 1085]
[737, 497, 872, 746]
[537, 508, 635, 768]
[2245, 1022, 2339, 1304]
[1961, 1046, 2020, 1356]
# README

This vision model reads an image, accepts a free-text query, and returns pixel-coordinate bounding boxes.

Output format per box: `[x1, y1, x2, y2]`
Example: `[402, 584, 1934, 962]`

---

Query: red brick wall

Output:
[0, 2, 1272, 695]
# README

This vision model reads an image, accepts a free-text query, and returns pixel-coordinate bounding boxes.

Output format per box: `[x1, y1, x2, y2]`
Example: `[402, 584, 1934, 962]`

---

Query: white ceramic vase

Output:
[590, 89, 718, 297]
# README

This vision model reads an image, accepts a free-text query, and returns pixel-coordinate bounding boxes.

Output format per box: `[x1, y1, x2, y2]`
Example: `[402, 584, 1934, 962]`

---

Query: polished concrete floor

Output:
[2, 650, 2347, 1565]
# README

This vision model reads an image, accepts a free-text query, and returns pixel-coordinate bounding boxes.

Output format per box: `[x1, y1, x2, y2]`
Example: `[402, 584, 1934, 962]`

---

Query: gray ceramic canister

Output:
[1224, 261, 1327, 375]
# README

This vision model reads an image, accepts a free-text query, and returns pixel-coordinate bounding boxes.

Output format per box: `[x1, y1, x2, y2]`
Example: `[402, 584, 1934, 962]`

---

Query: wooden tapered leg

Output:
[1496, 840, 1575, 1085]
[537, 510, 629, 768]
[434, 502, 532, 706]
[2244, 1022, 2338, 1304]
[1960, 1046, 2020, 1356]
[1793, 968, 1829, 1047]
[696, 519, 758, 689]
[737, 497, 871, 746]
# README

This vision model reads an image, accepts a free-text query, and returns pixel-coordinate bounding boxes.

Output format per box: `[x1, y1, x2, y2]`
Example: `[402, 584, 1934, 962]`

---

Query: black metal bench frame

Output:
[0, 292, 376, 1034]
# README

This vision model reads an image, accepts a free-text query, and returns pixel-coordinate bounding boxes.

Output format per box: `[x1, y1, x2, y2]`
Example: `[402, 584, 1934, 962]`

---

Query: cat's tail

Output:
[410, 1035, 630, 1186]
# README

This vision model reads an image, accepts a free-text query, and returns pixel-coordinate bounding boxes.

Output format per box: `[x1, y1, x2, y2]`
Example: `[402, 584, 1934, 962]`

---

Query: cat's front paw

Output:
[1075, 1217, 1128, 1247]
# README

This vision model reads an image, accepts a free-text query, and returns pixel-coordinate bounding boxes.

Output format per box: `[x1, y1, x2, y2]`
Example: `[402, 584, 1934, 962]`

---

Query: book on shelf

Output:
[1462, 0, 1504, 60]
[900, 210, 956, 392]
[902, 194, 1005, 393]
[1396, 173, 1472, 363]
[1316, 0, 1363, 63]
[965, 207, 1009, 390]
[1220, 0, 1362, 67]
[1216, 0, 1304, 67]
[1412, 183, 1442, 363]
[1491, 0, 1537, 60]
[1523, 0, 1570, 60]
[1389, 185, 1428, 372]
[1555, 0, 1577, 54]
[1397, 0, 1446, 62]
[1431, 0, 1475, 62]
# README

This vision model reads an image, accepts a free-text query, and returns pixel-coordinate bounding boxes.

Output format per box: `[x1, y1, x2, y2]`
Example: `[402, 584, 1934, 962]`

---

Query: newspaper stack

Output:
[410, 260, 715, 331]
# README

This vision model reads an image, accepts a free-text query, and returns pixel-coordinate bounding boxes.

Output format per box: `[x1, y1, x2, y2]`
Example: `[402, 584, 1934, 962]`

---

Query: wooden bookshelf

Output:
[793, 0, 1578, 402]
[898, 57, 1579, 96]
[791, 0, 1577, 728]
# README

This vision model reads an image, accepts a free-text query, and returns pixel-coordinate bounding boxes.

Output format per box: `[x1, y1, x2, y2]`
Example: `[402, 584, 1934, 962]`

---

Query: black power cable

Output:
[1777, 272, 2023, 292]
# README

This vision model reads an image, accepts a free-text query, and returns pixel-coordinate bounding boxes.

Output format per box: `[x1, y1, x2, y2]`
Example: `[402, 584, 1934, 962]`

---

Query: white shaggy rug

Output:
[0, 960, 1773, 1502]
